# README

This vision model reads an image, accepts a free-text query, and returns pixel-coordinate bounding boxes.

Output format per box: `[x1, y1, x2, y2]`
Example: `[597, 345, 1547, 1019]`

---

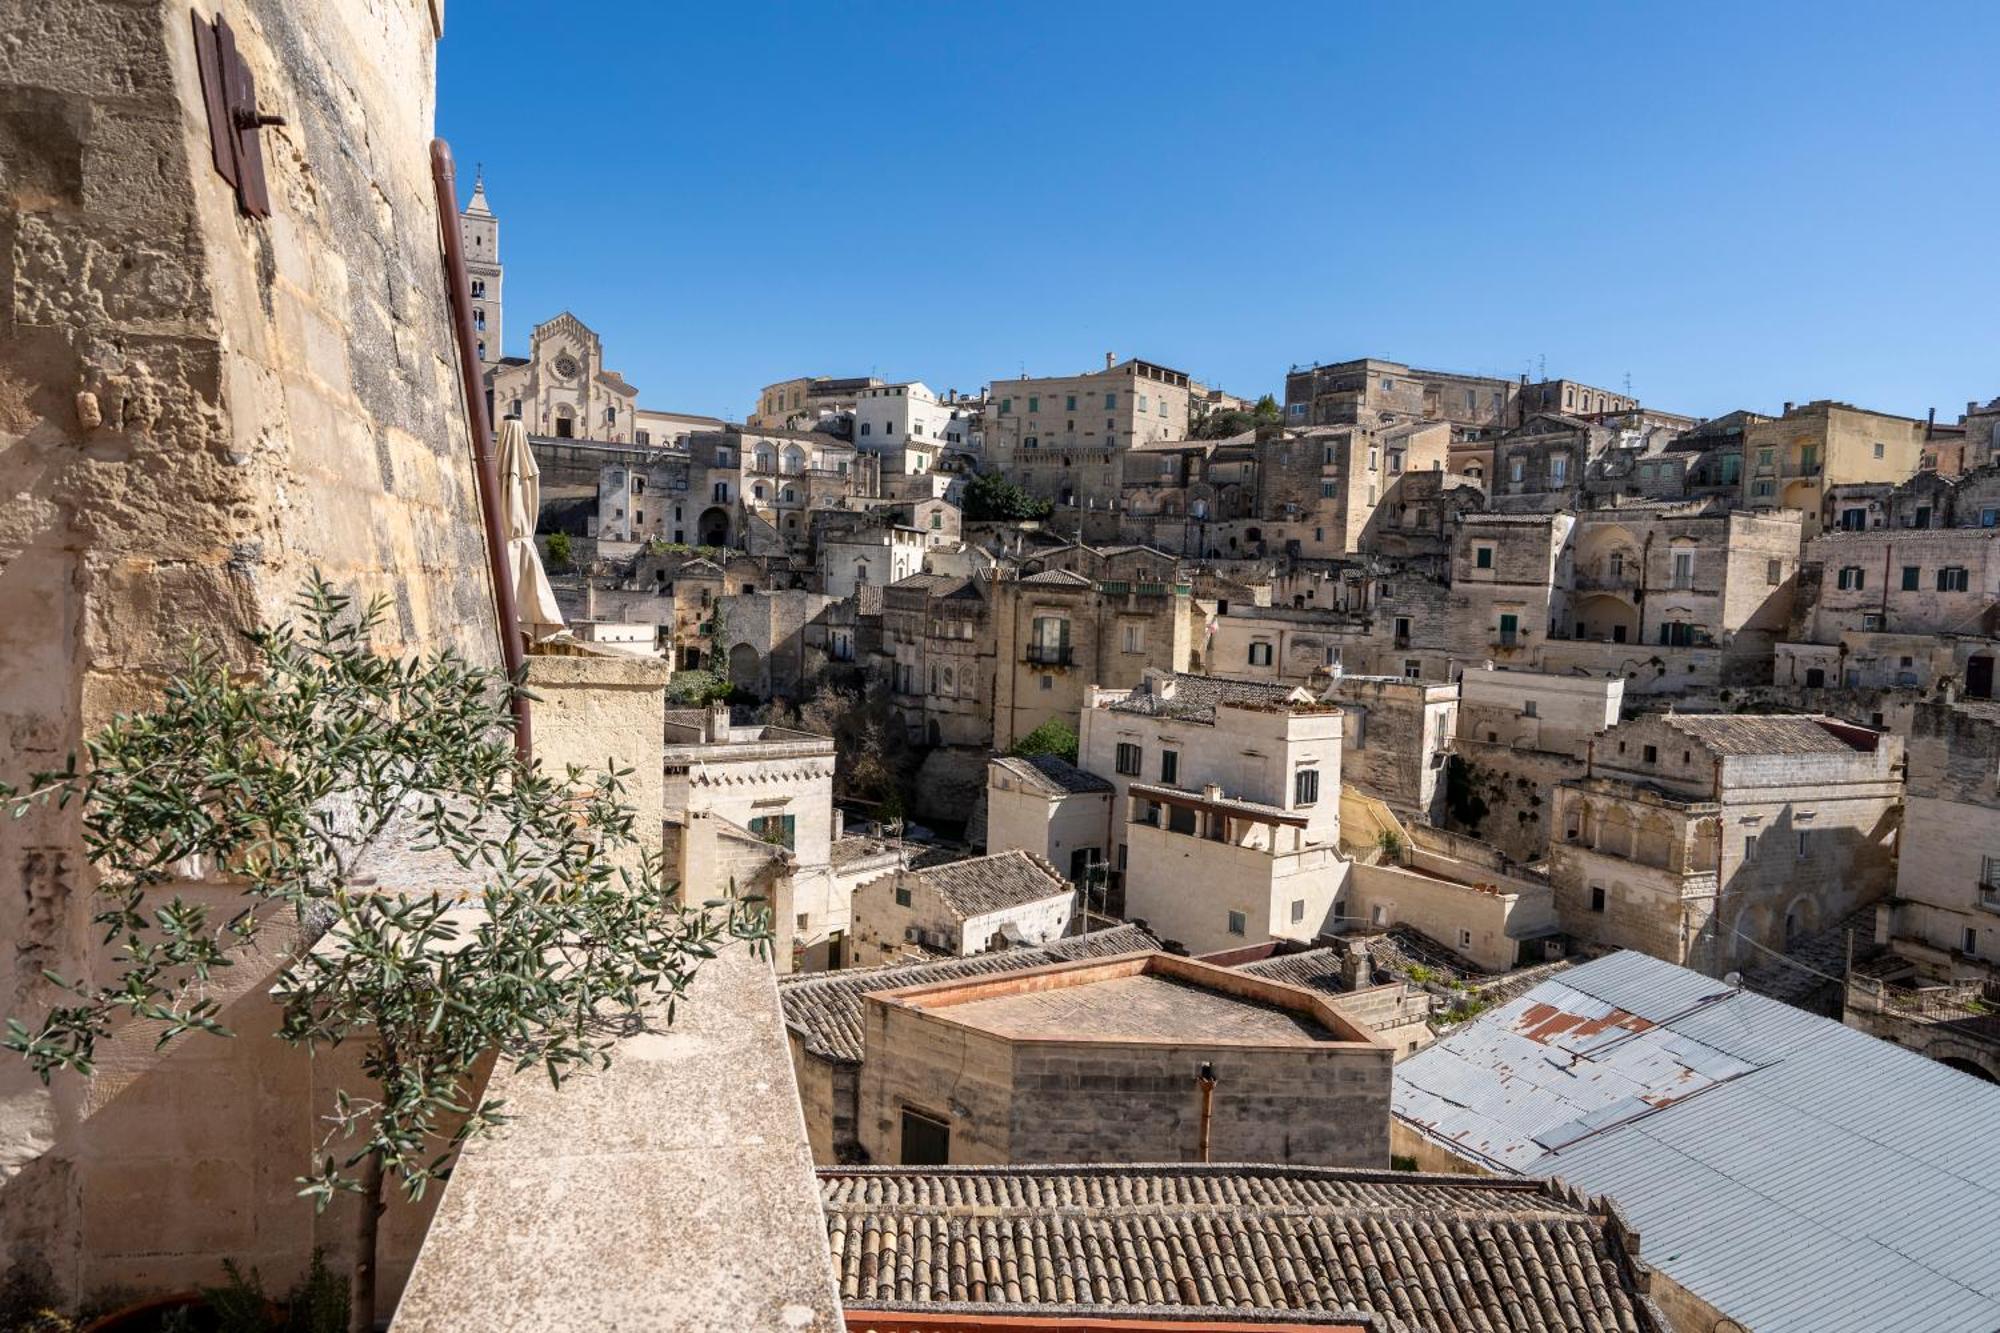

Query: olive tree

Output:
[1, 577, 763, 1331]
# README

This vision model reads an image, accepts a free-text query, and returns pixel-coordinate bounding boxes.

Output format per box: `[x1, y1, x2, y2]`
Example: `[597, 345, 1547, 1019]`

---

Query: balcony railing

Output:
[1025, 645, 1074, 666]
[1978, 882, 2000, 914]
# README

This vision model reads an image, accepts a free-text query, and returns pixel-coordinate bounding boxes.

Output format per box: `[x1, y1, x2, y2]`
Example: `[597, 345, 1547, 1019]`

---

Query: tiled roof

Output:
[1657, 712, 1874, 755]
[821, 1164, 1669, 1333]
[1108, 673, 1309, 723]
[778, 925, 1157, 1063]
[990, 754, 1114, 797]
[920, 850, 1070, 919]
[1235, 947, 1346, 995]
[1394, 950, 2000, 1333]
[831, 835, 901, 871]
[1018, 568, 1094, 587]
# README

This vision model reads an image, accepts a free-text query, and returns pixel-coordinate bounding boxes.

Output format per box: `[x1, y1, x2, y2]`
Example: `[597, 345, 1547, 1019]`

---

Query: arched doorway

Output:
[727, 642, 761, 692]
[698, 506, 731, 548]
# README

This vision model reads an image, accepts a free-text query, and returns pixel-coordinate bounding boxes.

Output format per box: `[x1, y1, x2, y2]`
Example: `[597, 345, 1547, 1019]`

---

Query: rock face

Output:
[0, 0, 497, 1305]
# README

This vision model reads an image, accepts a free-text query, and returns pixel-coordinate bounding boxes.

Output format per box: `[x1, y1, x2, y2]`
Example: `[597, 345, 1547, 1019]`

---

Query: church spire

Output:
[464, 165, 493, 217]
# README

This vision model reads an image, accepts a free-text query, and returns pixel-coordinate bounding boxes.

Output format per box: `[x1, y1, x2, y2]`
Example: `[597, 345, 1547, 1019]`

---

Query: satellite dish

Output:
[1723, 971, 1743, 988]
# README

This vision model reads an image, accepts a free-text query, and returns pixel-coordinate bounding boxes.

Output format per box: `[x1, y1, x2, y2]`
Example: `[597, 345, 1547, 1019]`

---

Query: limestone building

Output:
[488, 311, 640, 443]
[1546, 713, 1902, 975]
[853, 953, 1392, 1168]
[751, 375, 882, 430]
[851, 381, 951, 476]
[457, 170, 502, 364]
[847, 851, 1076, 967]
[1741, 399, 1931, 536]
[984, 356, 1194, 501]
[1078, 674, 1347, 952]
[984, 755, 1116, 886]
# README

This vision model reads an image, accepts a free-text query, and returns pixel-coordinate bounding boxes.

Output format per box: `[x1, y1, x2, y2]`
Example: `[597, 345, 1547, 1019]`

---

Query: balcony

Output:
[1025, 645, 1075, 667]
[1978, 881, 2000, 914]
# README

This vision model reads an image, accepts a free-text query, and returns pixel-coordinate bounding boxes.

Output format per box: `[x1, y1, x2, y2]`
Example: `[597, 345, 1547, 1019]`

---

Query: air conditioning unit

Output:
[904, 926, 922, 944]
[1542, 938, 1567, 961]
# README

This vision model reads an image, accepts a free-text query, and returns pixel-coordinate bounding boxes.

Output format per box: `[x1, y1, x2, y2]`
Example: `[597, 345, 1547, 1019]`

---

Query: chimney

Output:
[1105, 351, 1115, 371]
[1926, 407, 1936, 438]
[1341, 938, 1371, 991]
[707, 700, 730, 743]
[1782, 401, 1795, 415]
[1202, 783, 1223, 802]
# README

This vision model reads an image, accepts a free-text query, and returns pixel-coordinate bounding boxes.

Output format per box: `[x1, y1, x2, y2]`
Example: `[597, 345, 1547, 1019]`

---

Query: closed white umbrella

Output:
[497, 417, 565, 639]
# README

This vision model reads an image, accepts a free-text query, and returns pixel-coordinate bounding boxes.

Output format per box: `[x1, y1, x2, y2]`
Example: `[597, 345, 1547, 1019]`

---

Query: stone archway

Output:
[727, 642, 761, 693]
[698, 506, 731, 548]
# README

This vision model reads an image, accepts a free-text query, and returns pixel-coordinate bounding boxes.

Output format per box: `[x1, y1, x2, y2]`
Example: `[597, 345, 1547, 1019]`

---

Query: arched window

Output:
[471, 279, 485, 298]
[476, 341, 486, 360]
[756, 444, 776, 472]
[782, 487, 797, 503]
[783, 445, 806, 474]
[473, 308, 486, 331]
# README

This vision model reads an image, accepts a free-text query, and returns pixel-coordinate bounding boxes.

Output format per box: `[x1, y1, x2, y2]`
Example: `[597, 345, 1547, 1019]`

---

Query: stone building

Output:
[457, 171, 502, 364]
[1547, 713, 1902, 975]
[488, 311, 640, 443]
[1254, 421, 1451, 557]
[1458, 664, 1623, 757]
[984, 356, 1194, 500]
[1481, 413, 1614, 506]
[1782, 464, 2000, 697]
[813, 510, 927, 598]
[853, 953, 1392, 1168]
[1283, 357, 1517, 432]
[1741, 399, 1931, 536]
[851, 381, 951, 476]
[848, 851, 1076, 967]
[751, 374, 882, 430]
[1079, 675, 1347, 952]
[663, 705, 839, 972]
[984, 755, 1116, 886]
[1450, 512, 1576, 667]
[989, 566, 1194, 751]
[1321, 674, 1459, 824]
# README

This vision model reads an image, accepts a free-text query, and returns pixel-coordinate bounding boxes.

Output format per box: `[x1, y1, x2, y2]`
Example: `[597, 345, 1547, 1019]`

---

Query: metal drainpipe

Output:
[430, 139, 530, 763]
[1197, 1062, 1218, 1163]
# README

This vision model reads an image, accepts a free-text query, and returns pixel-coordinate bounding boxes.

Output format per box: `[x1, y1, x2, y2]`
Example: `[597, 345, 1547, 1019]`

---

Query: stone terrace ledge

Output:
[391, 944, 842, 1331]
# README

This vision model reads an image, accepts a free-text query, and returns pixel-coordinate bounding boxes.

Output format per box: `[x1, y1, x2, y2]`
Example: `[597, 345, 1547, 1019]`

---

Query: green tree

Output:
[962, 470, 1054, 522]
[1008, 719, 1079, 765]
[542, 530, 573, 570]
[0, 578, 763, 1332]
[666, 668, 732, 706]
[1252, 392, 1281, 422]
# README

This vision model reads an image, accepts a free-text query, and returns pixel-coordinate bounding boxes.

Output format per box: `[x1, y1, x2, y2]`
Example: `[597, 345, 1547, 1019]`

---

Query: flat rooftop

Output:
[871, 952, 1381, 1048]
[944, 973, 1333, 1044]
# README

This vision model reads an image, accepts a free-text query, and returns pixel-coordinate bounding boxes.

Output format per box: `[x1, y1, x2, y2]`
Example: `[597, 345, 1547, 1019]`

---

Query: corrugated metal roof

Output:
[1392, 950, 2000, 1333]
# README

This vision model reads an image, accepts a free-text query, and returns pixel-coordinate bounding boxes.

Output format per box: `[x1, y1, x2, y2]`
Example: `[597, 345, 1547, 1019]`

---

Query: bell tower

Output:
[457, 167, 502, 364]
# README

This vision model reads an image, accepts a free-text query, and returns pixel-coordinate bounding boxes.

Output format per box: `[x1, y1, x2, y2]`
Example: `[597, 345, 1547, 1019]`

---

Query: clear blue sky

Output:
[438, 1, 1998, 425]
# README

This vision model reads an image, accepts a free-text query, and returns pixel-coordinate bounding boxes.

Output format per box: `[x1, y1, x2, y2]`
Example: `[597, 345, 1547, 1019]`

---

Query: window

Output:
[1966, 928, 1979, 955]
[1938, 566, 1970, 592]
[1743, 833, 1758, 861]
[1837, 566, 1866, 591]
[1457, 928, 1474, 949]
[1321, 480, 1337, 498]
[1394, 616, 1412, 645]
[900, 1108, 950, 1166]
[1291, 899, 1306, 924]
[1758, 447, 1775, 469]
[1474, 545, 1494, 569]
[1797, 829, 1810, 859]
[1873, 441, 1885, 458]
[470, 279, 485, 298]
[1509, 456, 1525, 483]
[1367, 448, 1379, 471]
[894, 883, 912, 907]
[1040, 674, 1053, 691]
[1115, 743, 1142, 776]
[1590, 885, 1606, 913]
[1122, 622, 1145, 654]
[1138, 394, 1149, 412]
[1105, 392, 1117, 409]
[472, 308, 486, 331]
[1523, 700, 1539, 718]
[1160, 749, 1179, 785]
[859, 422, 871, 436]
[1672, 550, 1695, 589]
[1294, 767, 1320, 806]
[1550, 453, 1569, 484]
[1643, 744, 1658, 764]
[1065, 394, 1077, 410]
[1498, 612, 1519, 646]
[1028, 396, 1039, 413]
[1768, 559, 1783, 586]
[1029, 615, 1071, 665]
[1388, 450, 1404, 474]
[1248, 641, 1273, 667]
[1902, 565, 1921, 590]
[749, 814, 797, 850]
[1226, 910, 1248, 937]
[1000, 397, 1012, 414]
[1753, 479, 1775, 498]
[1403, 659, 1422, 679]
[1982, 508, 1998, 528]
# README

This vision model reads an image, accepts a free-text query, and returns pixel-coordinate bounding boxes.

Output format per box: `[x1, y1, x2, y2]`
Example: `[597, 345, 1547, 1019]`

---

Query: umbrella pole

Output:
[430, 138, 531, 763]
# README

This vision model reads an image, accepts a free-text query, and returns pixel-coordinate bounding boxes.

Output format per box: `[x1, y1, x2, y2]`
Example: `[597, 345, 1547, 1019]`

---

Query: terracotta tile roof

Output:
[1235, 947, 1346, 995]
[1657, 712, 1875, 755]
[1019, 568, 1095, 587]
[821, 1164, 1669, 1333]
[990, 754, 1115, 797]
[1109, 673, 1309, 723]
[919, 850, 1071, 919]
[779, 925, 1158, 1063]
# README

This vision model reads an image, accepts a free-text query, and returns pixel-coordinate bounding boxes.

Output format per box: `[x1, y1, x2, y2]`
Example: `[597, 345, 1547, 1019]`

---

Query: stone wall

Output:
[0, 0, 508, 1305]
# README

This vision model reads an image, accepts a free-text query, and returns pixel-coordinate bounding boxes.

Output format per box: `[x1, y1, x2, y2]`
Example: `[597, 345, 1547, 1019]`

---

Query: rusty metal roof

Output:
[1393, 951, 2000, 1333]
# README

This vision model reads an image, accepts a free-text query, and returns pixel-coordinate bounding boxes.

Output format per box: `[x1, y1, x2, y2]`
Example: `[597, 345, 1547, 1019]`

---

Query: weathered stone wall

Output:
[0, 0, 501, 1305]
[1443, 741, 1585, 865]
